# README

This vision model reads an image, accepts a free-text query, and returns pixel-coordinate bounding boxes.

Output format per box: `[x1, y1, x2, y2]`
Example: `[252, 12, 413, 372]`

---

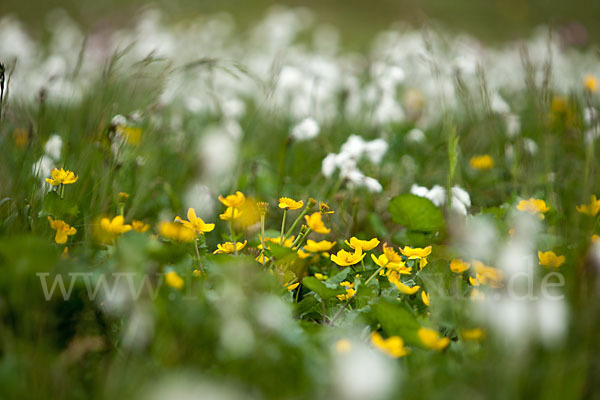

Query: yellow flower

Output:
[48, 217, 77, 244]
[331, 247, 365, 266]
[257, 201, 269, 215]
[116, 125, 142, 145]
[320, 202, 335, 214]
[304, 239, 335, 253]
[391, 280, 420, 295]
[46, 168, 78, 186]
[305, 212, 331, 234]
[371, 253, 390, 269]
[470, 288, 485, 300]
[576, 195, 600, 217]
[165, 271, 184, 290]
[101, 216, 132, 236]
[473, 261, 503, 287]
[118, 192, 130, 202]
[297, 249, 311, 259]
[314, 273, 328, 281]
[278, 197, 304, 210]
[399, 245, 432, 259]
[382, 243, 403, 263]
[256, 253, 270, 263]
[336, 339, 352, 353]
[584, 74, 598, 93]
[469, 154, 494, 170]
[345, 237, 380, 251]
[538, 251, 565, 268]
[284, 282, 300, 290]
[13, 128, 28, 148]
[336, 287, 357, 301]
[450, 258, 471, 273]
[218, 191, 245, 208]
[213, 240, 247, 254]
[516, 198, 549, 219]
[418, 327, 450, 351]
[175, 208, 215, 234]
[158, 221, 196, 242]
[219, 207, 242, 221]
[421, 291, 430, 306]
[131, 220, 150, 233]
[461, 328, 485, 341]
[371, 332, 409, 358]
[260, 236, 295, 249]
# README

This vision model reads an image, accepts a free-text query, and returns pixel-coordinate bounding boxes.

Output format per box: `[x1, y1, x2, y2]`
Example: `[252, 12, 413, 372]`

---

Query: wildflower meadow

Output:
[0, 3, 599, 399]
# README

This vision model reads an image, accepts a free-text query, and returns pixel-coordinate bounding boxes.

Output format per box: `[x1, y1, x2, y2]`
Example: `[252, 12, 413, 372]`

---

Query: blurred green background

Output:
[2, 0, 600, 46]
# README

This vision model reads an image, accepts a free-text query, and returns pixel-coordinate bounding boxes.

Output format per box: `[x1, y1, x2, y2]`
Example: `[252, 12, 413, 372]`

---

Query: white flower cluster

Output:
[410, 184, 471, 215]
[321, 135, 388, 193]
[32, 134, 63, 186]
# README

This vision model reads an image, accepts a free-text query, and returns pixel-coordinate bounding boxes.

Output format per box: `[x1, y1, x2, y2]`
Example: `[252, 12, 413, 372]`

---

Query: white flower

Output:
[363, 176, 383, 193]
[505, 114, 521, 138]
[44, 134, 63, 161]
[290, 117, 320, 141]
[410, 184, 471, 215]
[490, 93, 510, 115]
[406, 128, 425, 143]
[340, 135, 366, 158]
[321, 153, 337, 178]
[32, 155, 55, 182]
[364, 138, 388, 164]
[111, 114, 127, 126]
[523, 138, 538, 155]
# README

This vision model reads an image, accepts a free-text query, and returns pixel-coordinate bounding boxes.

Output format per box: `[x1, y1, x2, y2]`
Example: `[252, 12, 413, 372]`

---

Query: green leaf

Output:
[302, 276, 344, 300]
[371, 299, 422, 347]
[388, 193, 445, 232]
[295, 296, 319, 317]
[40, 191, 79, 219]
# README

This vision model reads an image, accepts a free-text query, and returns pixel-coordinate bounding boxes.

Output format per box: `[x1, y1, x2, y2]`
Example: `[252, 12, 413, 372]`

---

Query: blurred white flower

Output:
[340, 135, 366, 158]
[333, 341, 397, 400]
[32, 155, 55, 183]
[405, 128, 425, 143]
[44, 134, 63, 161]
[364, 138, 388, 164]
[410, 184, 471, 215]
[536, 298, 567, 347]
[321, 153, 338, 178]
[490, 93, 510, 115]
[505, 114, 521, 138]
[523, 138, 538, 155]
[290, 117, 320, 141]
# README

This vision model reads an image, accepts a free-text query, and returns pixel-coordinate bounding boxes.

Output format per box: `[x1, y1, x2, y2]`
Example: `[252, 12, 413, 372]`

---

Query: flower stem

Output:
[284, 206, 310, 240]
[260, 214, 266, 265]
[194, 238, 204, 274]
[280, 209, 287, 243]
[365, 266, 384, 285]
[59, 184, 65, 199]
[292, 228, 311, 249]
[329, 301, 349, 326]
[229, 220, 237, 255]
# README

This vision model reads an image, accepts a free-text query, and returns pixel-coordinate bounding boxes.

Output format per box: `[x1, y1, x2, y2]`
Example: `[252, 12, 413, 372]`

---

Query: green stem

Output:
[284, 206, 310, 240]
[361, 258, 366, 272]
[280, 209, 287, 243]
[194, 238, 204, 274]
[365, 266, 384, 285]
[329, 301, 350, 326]
[59, 184, 65, 200]
[260, 214, 266, 265]
[292, 228, 311, 249]
[229, 219, 237, 255]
